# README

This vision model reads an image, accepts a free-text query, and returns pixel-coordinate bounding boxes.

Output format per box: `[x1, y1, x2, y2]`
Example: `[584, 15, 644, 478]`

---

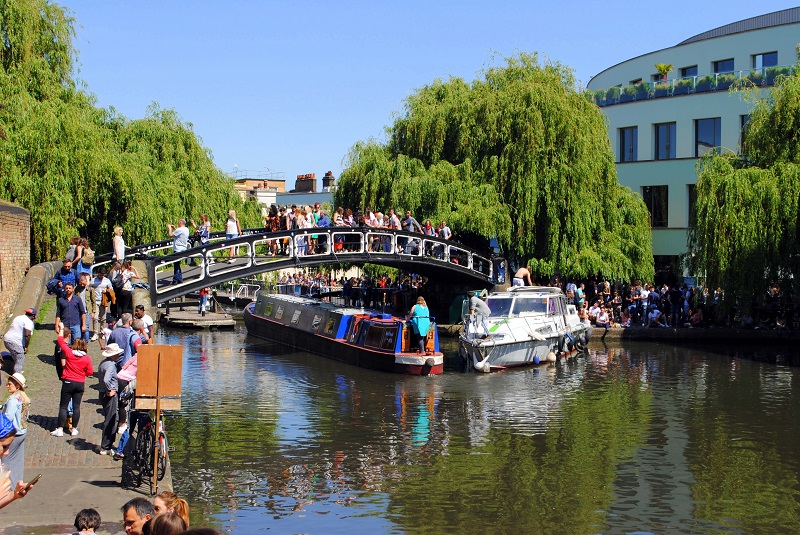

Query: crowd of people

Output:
[0, 232, 225, 532]
[259, 203, 456, 258]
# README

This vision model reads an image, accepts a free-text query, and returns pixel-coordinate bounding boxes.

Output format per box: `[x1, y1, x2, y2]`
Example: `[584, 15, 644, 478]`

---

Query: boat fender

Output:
[546, 352, 557, 363]
[425, 357, 435, 368]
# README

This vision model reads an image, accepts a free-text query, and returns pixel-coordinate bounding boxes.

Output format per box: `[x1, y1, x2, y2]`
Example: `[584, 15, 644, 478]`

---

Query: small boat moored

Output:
[459, 286, 591, 372]
[243, 294, 444, 375]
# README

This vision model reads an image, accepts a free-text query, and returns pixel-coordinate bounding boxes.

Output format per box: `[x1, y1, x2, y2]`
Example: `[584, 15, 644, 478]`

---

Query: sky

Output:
[62, 1, 799, 186]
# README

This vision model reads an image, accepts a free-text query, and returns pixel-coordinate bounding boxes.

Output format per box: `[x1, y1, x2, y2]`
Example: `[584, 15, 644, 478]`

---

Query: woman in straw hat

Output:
[1, 373, 30, 484]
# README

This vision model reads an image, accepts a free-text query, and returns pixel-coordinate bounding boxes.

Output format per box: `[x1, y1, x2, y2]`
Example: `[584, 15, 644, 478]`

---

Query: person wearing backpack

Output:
[106, 313, 137, 370]
[75, 238, 94, 277]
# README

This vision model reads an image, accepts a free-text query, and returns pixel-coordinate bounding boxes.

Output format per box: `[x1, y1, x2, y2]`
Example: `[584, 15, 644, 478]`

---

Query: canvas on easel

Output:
[136, 344, 182, 410]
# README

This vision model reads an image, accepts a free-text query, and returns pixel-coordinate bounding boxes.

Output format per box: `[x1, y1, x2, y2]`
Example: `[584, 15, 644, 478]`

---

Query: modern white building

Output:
[587, 8, 800, 280]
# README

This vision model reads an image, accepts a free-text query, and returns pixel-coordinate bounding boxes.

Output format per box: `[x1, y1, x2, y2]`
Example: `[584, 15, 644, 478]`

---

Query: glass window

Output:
[642, 186, 669, 228]
[740, 115, 750, 153]
[486, 297, 512, 317]
[713, 59, 734, 73]
[687, 184, 697, 228]
[695, 117, 721, 157]
[511, 298, 548, 316]
[619, 126, 638, 162]
[681, 65, 698, 77]
[753, 52, 778, 69]
[655, 122, 676, 160]
[629, 78, 642, 85]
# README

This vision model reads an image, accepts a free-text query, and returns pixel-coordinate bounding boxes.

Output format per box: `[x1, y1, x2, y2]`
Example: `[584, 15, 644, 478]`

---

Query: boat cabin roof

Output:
[490, 286, 565, 299]
[262, 293, 368, 315]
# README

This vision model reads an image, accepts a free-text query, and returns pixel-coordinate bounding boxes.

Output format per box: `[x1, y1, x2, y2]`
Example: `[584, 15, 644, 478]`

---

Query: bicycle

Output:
[132, 412, 170, 486]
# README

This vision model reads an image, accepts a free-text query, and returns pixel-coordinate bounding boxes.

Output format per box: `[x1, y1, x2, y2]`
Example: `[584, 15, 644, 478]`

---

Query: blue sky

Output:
[62, 1, 798, 185]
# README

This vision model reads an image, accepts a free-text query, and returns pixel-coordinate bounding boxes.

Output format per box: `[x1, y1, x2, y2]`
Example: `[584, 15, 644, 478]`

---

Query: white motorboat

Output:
[459, 286, 592, 372]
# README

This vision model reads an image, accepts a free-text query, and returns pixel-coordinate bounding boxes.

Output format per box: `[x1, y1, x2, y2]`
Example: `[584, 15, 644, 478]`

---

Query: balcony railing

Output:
[592, 65, 795, 107]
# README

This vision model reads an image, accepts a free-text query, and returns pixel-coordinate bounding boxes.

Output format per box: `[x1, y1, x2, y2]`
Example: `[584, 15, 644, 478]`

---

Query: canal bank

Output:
[0, 263, 169, 533]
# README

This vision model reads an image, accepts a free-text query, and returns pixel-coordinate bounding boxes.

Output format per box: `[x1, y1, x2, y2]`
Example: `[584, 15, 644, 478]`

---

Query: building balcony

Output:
[592, 65, 794, 107]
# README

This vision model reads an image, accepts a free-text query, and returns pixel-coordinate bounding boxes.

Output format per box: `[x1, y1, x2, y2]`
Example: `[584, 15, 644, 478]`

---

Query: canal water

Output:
[160, 325, 800, 534]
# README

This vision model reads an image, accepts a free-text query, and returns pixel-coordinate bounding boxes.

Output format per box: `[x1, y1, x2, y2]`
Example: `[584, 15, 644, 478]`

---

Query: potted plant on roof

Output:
[654, 63, 673, 81]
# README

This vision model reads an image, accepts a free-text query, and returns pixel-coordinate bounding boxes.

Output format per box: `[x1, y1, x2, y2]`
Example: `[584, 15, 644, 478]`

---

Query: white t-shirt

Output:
[173, 225, 190, 252]
[140, 313, 154, 336]
[3, 315, 34, 346]
[92, 276, 113, 305]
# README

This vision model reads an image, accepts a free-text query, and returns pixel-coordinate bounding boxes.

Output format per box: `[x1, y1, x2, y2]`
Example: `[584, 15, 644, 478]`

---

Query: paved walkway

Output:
[0, 294, 150, 533]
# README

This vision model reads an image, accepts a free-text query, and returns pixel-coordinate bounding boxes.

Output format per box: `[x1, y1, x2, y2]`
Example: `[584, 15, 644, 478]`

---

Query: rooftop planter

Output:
[747, 69, 765, 86]
[605, 86, 620, 104]
[653, 81, 671, 97]
[620, 85, 636, 103]
[634, 82, 650, 100]
[672, 77, 694, 95]
[766, 66, 791, 85]
[594, 88, 607, 106]
[716, 72, 735, 90]
[696, 74, 715, 93]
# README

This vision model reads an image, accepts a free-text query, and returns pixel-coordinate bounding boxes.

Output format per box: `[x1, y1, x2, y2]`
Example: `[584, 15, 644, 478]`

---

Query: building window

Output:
[655, 122, 676, 160]
[740, 115, 750, 153]
[680, 65, 698, 77]
[695, 117, 721, 157]
[642, 186, 668, 228]
[713, 59, 734, 73]
[753, 52, 778, 69]
[619, 126, 638, 162]
[687, 184, 697, 228]
[629, 78, 642, 85]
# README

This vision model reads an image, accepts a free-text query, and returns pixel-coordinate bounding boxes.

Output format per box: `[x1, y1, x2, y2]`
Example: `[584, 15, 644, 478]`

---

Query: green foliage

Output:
[689, 56, 800, 312]
[0, 0, 262, 262]
[336, 53, 654, 281]
[654, 63, 673, 78]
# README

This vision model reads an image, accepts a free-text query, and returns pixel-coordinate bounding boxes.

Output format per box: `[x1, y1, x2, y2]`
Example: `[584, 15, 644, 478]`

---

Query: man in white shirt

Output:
[3, 308, 36, 373]
[90, 268, 113, 341]
[168, 219, 190, 284]
[134, 304, 155, 343]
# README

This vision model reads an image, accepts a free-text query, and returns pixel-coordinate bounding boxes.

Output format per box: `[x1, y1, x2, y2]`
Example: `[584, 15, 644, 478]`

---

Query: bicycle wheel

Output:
[156, 432, 168, 481]
[136, 424, 155, 479]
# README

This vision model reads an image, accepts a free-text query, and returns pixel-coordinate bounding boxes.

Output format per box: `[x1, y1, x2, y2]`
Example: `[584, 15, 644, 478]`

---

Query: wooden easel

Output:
[135, 345, 182, 495]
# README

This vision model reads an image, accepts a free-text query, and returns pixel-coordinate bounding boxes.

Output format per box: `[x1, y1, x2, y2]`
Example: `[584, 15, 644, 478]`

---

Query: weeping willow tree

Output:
[0, 0, 261, 262]
[688, 51, 800, 313]
[335, 53, 654, 281]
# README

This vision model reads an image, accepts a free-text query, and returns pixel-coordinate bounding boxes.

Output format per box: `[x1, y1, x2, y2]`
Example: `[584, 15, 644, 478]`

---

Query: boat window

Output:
[486, 297, 512, 316]
[512, 297, 548, 315]
[364, 325, 387, 348]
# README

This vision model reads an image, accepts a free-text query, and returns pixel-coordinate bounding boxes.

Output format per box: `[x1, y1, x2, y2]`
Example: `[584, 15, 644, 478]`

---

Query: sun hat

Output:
[8, 373, 26, 390]
[102, 343, 124, 357]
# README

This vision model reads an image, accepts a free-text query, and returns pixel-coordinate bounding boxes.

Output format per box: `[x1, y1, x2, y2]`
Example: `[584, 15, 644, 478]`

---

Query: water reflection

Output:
[161, 327, 800, 534]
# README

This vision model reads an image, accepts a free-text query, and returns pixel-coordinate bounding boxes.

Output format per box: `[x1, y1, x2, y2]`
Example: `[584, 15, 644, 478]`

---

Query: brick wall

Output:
[0, 200, 31, 325]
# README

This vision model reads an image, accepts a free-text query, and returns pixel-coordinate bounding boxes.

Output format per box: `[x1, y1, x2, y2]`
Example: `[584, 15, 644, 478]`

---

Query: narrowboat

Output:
[243, 294, 444, 375]
[459, 286, 591, 372]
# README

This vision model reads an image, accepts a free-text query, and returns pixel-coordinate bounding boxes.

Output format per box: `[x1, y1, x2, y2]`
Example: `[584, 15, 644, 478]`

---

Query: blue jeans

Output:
[66, 325, 82, 344]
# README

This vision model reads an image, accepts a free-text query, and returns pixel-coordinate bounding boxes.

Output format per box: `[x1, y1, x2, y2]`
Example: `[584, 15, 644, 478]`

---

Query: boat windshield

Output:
[511, 297, 549, 315]
[486, 297, 513, 317]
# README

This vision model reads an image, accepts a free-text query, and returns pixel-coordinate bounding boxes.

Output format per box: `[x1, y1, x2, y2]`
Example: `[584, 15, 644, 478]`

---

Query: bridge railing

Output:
[135, 227, 492, 303]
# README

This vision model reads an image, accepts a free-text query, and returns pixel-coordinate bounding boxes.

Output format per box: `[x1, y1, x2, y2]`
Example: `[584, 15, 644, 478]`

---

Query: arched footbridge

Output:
[92, 228, 500, 305]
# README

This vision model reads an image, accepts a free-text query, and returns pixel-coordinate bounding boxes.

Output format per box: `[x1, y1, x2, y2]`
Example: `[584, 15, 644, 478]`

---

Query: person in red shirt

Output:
[50, 336, 94, 437]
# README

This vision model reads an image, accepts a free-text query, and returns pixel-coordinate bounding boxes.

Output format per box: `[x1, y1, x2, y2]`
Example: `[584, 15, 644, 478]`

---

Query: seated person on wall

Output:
[690, 308, 704, 328]
[647, 308, 665, 327]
